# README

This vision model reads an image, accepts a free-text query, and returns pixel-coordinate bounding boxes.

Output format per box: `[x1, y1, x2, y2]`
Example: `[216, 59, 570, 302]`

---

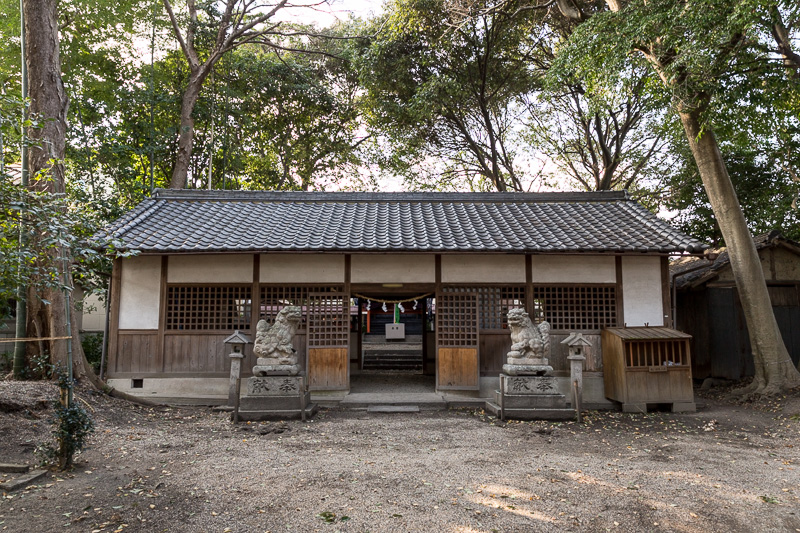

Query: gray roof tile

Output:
[97, 189, 708, 254]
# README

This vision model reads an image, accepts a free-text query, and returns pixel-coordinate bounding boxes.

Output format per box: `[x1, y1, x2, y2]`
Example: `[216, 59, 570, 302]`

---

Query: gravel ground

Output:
[1, 381, 799, 533]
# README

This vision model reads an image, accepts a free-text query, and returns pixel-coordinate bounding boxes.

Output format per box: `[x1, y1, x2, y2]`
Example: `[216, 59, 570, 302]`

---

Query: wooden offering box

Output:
[601, 327, 695, 413]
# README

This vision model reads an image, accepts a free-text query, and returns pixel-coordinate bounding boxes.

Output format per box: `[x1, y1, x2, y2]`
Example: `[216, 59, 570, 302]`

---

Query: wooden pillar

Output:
[107, 257, 122, 376]
[615, 256, 625, 327]
[157, 256, 168, 372]
[345, 254, 351, 387]
[661, 256, 672, 328]
[434, 255, 442, 377]
[250, 254, 260, 371]
[525, 254, 533, 317]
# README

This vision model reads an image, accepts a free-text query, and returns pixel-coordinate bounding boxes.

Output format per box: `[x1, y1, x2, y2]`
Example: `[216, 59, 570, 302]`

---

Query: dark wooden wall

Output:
[677, 285, 800, 380]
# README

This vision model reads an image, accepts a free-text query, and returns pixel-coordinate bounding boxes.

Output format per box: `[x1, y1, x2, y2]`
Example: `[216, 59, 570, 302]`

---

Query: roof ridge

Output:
[150, 189, 630, 203]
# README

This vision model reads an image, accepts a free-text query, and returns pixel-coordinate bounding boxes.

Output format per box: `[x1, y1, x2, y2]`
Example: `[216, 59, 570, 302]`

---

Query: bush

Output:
[0, 351, 11, 373]
[81, 333, 104, 374]
[36, 366, 94, 470]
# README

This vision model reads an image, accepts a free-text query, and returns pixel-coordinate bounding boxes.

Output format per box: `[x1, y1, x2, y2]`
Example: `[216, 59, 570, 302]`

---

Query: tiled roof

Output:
[98, 189, 707, 254]
[670, 230, 800, 289]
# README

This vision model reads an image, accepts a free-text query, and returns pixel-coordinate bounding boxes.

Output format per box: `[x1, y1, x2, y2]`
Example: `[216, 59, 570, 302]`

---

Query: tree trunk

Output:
[23, 0, 91, 381]
[25, 0, 67, 192]
[679, 108, 800, 394]
[169, 70, 208, 189]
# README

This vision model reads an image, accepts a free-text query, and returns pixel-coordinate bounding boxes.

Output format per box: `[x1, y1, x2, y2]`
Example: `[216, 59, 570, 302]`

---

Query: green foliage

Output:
[550, 0, 800, 238]
[0, 351, 11, 373]
[0, 172, 123, 310]
[212, 43, 365, 191]
[665, 146, 800, 245]
[81, 333, 104, 374]
[36, 366, 94, 470]
[29, 351, 54, 380]
[350, 0, 543, 191]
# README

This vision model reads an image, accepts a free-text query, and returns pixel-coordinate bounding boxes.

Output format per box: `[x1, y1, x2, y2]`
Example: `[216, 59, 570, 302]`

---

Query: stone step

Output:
[0, 464, 30, 474]
[367, 405, 420, 413]
[485, 401, 575, 421]
[341, 392, 447, 410]
[363, 345, 423, 353]
[364, 335, 424, 343]
[363, 355, 423, 362]
[0, 469, 47, 492]
[363, 365, 422, 371]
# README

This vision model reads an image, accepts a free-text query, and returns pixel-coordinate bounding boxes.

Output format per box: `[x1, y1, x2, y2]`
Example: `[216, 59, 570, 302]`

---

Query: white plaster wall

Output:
[531, 255, 616, 283]
[81, 292, 107, 332]
[441, 255, 525, 283]
[168, 255, 253, 283]
[119, 256, 161, 330]
[107, 377, 228, 402]
[351, 255, 435, 283]
[622, 256, 664, 326]
[261, 254, 345, 283]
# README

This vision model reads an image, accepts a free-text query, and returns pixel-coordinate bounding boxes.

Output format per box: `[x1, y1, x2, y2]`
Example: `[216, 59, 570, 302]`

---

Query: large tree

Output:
[161, 0, 300, 189]
[551, 0, 800, 394]
[352, 0, 543, 191]
[21, 0, 90, 379]
[526, 74, 669, 194]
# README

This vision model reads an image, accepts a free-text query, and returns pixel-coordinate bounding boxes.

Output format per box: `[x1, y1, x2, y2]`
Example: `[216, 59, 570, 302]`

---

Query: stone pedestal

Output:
[236, 375, 317, 421]
[252, 363, 301, 376]
[485, 374, 574, 421]
[502, 363, 553, 376]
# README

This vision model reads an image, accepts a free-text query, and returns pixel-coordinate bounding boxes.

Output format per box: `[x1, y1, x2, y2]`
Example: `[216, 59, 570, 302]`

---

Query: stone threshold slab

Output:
[367, 405, 420, 413]
[236, 404, 318, 421]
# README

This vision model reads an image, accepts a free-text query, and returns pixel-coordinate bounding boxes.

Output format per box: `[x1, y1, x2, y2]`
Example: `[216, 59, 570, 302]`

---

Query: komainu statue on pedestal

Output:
[252, 306, 302, 376]
[503, 308, 552, 376]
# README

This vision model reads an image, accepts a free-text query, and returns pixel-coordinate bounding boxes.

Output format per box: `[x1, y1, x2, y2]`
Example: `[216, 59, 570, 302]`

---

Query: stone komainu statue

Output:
[506, 308, 551, 364]
[253, 306, 302, 365]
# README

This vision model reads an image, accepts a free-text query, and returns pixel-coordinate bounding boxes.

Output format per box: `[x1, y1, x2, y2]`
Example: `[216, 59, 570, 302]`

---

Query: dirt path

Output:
[1, 382, 798, 532]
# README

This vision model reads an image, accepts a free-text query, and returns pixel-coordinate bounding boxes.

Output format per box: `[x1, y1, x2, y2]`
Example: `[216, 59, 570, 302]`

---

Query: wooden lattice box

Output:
[601, 327, 696, 413]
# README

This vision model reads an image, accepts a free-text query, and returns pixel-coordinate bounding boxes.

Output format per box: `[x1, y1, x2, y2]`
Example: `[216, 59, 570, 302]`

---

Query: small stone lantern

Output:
[561, 332, 592, 415]
[224, 331, 252, 409]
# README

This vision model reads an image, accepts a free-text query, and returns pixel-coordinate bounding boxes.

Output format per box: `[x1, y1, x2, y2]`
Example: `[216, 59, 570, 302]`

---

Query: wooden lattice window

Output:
[166, 286, 252, 331]
[625, 340, 689, 368]
[307, 291, 349, 348]
[259, 286, 344, 331]
[442, 286, 525, 330]
[437, 292, 479, 347]
[531, 285, 617, 331]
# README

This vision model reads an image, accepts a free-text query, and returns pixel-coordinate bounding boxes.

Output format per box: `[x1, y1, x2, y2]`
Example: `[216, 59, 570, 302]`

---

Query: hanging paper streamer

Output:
[398, 302, 405, 313]
[366, 300, 371, 311]
[412, 300, 418, 310]
[382, 302, 388, 313]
